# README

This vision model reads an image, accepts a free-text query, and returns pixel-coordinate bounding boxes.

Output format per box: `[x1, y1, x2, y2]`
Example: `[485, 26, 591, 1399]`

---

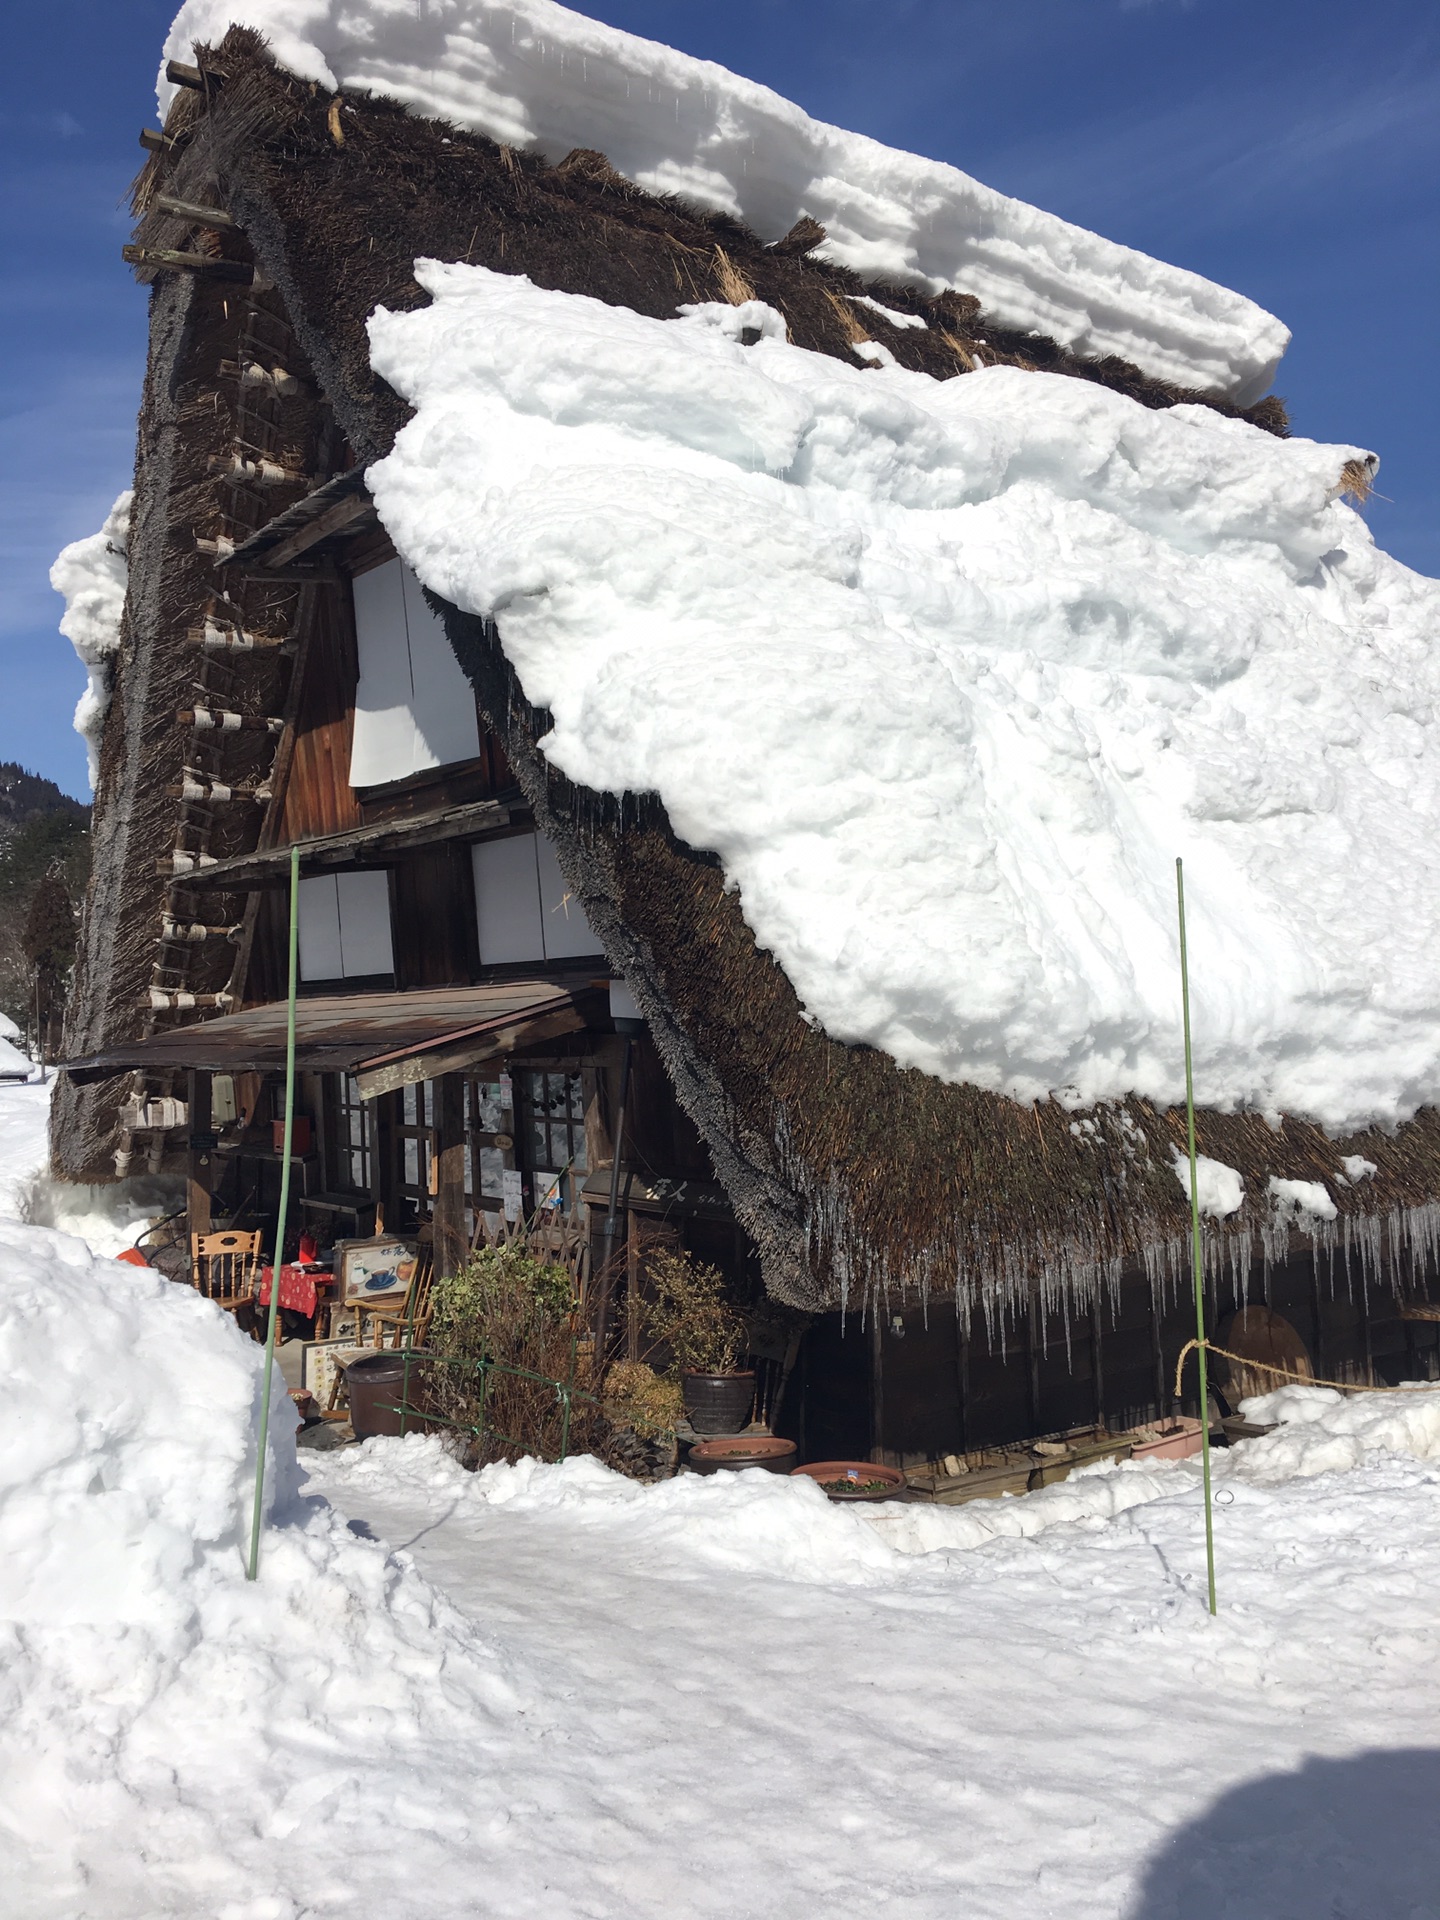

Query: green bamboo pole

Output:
[247, 844, 300, 1581]
[1175, 856, 1218, 1616]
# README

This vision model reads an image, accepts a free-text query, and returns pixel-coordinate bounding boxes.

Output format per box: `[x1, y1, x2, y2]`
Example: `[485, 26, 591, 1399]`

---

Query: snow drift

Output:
[367, 263, 1440, 1132]
[50, 492, 130, 789]
[0, 1222, 517, 1913]
[158, 0, 1286, 399]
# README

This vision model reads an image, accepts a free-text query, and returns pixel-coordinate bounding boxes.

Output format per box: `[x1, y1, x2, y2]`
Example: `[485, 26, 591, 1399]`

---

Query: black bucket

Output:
[343, 1349, 436, 1441]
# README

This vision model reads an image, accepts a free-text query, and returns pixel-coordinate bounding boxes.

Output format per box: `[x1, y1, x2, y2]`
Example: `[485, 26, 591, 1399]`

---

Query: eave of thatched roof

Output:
[108, 32, 1440, 1315]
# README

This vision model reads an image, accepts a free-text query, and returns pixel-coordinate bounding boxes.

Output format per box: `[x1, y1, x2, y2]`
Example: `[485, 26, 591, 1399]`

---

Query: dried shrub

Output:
[428, 1241, 605, 1467]
[642, 1248, 747, 1376]
[603, 1360, 684, 1438]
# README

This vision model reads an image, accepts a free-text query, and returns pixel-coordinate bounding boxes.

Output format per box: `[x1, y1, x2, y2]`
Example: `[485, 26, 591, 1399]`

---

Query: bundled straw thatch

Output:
[65, 32, 1440, 1328]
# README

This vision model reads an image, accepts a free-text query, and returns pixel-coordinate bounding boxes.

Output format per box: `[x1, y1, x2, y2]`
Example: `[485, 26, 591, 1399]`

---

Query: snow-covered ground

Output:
[4, 1183, 1440, 1917]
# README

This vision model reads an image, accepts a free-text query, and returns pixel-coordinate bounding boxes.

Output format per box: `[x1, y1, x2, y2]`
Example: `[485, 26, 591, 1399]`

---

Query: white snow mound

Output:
[367, 263, 1440, 1131]
[0, 1221, 517, 1908]
[50, 491, 130, 789]
[159, 0, 1286, 398]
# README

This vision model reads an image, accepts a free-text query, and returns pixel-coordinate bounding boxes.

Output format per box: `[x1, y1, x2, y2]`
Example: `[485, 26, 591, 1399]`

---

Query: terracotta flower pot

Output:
[681, 1370, 755, 1434]
[689, 1435, 798, 1475]
[790, 1460, 908, 1502]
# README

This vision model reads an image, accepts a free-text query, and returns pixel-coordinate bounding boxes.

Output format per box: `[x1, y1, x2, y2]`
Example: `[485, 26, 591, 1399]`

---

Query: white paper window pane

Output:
[535, 834, 600, 958]
[335, 869, 394, 978]
[298, 875, 344, 981]
[350, 559, 418, 788]
[403, 1136, 419, 1185]
[478, 1146, 505, 1198]
[473, 833, 544, 964]
[350, 558, 480, 788]
[400, 566, 481, 771]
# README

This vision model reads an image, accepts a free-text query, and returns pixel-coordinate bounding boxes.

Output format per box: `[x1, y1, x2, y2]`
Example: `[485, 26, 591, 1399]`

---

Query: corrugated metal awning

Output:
[62, 982, 602, 1097]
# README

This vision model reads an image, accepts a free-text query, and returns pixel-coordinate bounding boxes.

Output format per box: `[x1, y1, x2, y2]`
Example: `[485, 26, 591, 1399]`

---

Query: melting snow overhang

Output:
[62, 981, 603, 1098]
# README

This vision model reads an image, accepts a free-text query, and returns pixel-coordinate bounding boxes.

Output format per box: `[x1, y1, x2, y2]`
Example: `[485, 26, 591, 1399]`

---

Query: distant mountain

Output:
[0, 763, 87, 845]
[0, 765, 91, 1039]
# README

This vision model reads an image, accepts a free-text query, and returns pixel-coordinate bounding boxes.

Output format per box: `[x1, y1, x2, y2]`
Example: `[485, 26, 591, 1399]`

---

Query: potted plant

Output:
[642, 1249, 753, 1434]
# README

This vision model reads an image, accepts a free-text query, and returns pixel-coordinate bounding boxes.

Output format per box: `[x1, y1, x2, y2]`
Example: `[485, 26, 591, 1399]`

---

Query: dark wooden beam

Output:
[187, 1069, 213, 1247]
[434, 1075, 468, 1278]
[180, 796, 515, 891]
[165, 59, 223, 90]
[139, 128, 174, 153]
[154, 194, 236, 229]
[355, 1005, 588, 1101]
[261, 491, 375, 570]
[123, 244, 252, 283]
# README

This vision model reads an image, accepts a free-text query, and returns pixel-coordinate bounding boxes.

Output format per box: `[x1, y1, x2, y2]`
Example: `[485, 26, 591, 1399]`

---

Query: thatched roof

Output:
[80, 29, 1440, 1315]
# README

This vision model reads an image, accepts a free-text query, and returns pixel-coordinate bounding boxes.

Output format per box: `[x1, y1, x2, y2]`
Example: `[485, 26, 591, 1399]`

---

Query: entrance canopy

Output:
[63, 981, 602, 1098]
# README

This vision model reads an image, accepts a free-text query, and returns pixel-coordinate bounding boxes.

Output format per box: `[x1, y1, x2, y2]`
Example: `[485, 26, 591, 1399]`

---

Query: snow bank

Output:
[159, 0, 1286, 399]
[1236, 1381, 1440, 1485]
[368, 264, 1440, 1130]
[50, 492, 130, 789]
[0, 1081, 49, 1220]
[324, 1440, 904, 1586]
[0, 1035, 33, 1081]
[0, 1221, 518, 1912]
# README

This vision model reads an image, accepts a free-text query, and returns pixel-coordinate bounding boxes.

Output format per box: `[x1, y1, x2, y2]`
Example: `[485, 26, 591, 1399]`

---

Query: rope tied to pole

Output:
[1175, 1337, 1423, 1402]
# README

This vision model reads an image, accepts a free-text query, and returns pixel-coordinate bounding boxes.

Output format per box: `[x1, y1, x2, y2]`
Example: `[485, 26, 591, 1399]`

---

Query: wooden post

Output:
[1091, 1297, 1106, 1431]
[625, 1211, 641, 1362]
[869, 1308, 885, 1464]
[186, 1070, 213, 1246]
[954, 1303, 969, 1456]
[434, 1074, 468, 1278]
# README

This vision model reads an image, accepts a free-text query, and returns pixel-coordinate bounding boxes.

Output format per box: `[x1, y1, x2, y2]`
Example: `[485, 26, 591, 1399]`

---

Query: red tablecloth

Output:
[258, 1263, 323, 1316]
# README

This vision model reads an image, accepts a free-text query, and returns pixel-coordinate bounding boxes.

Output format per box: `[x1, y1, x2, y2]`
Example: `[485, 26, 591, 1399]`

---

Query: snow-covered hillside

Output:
[367, 265, 1440, 1132]
[159, 0, 1286, 399]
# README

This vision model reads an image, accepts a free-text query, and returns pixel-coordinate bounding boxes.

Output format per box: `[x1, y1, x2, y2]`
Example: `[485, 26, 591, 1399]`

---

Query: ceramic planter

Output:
[688, 1435, 797, 1474]
[790, 1460, 907, 1502]
[681, 1370, 756, 1434]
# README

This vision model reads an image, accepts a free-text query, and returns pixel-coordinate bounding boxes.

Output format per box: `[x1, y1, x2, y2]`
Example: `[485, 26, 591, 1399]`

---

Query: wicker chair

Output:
[190, 1230, 262, 1318]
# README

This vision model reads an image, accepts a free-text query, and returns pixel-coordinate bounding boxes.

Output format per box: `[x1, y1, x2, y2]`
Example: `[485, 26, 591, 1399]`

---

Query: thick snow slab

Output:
[50, 491, 129, 789]
[159, 0, 1286, 399]
[368, 264, 1440, 1131]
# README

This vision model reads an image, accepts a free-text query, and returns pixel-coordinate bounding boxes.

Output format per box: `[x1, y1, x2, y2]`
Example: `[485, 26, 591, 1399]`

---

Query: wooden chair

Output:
[357, 1246, 436, 1349]
[191, 1229, 262, 1318]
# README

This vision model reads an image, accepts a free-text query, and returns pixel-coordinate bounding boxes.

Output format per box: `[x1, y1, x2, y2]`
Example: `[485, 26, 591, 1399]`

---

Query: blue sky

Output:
[2, 0, 1435, 801]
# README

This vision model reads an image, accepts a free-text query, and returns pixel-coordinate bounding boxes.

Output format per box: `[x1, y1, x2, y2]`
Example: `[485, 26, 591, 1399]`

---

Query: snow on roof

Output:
[50, 493, 130, 791]
[366, 263, 1440, 1135]
[160, 0, 1288, 401]
[0, 1036, 32, 1083]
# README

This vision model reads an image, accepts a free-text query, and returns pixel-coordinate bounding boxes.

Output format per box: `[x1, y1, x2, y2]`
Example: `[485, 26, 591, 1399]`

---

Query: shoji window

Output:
[297, 871, 395, 981]
[471, 831, 600, 965]
[349, 558, 481, 788]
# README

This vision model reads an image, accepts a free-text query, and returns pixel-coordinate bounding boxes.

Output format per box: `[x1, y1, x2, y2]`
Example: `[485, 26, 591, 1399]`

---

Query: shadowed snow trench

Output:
[308, 1437, 1440, 1919]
